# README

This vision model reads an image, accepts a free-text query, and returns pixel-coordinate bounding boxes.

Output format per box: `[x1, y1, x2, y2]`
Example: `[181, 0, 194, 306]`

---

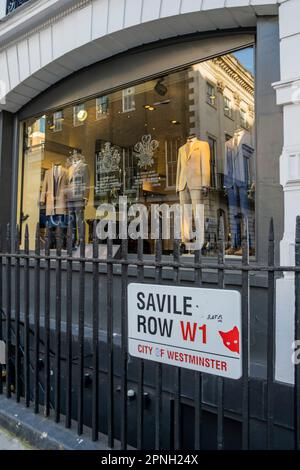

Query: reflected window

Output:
[224, 96, 233, 119]
[51, 111, 63, 133]
[240, 108, 248, 129]
[122, 87, 135, 112]
[96, 96, 109, 119]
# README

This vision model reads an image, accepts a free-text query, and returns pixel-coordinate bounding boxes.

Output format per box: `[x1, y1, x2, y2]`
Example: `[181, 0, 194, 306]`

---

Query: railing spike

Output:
[296, 216, 300, 245]
[269, 218, 274, 243]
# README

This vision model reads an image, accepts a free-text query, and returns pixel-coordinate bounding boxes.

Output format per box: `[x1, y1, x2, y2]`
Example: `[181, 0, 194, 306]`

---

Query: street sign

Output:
[128, 283, 242, 379]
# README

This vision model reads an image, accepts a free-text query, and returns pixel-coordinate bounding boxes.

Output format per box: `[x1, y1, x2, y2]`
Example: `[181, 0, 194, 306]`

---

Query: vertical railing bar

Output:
[24, 225, 30, 407]
[44, 225, 51, 417]
[267, 219, 275, 449]
[66, 221, 73, 428]
[92, 221, 99, 441]
[294, 216, 300, 450]
[154, 220, 162, 451]
[120, 237, 128, 450]
[78, 217, 85, 436]
[14, 225, 21, 402]
[241, 217, 250, 450]
[6, 224, 12, 399]
[107, 236, 114, 448]
[0, 229, 3, 396]
[173, 237, 181, 450]
[194, 247, 203, 450]
[54, 226, 62, 423]
[217, 217, 225, 451]
[137, 236, 144, 450]
[34, 223, 41, 414]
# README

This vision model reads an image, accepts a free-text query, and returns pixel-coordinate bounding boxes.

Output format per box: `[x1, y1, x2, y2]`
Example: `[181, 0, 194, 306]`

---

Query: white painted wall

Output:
[0, 0, 279, 112]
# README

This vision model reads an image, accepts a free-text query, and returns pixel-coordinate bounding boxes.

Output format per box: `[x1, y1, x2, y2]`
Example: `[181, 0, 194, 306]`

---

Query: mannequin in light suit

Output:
[176, 135, 211, 247]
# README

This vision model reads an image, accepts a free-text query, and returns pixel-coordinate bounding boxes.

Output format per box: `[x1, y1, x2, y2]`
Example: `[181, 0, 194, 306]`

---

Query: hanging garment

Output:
[67, 161, 90, 208]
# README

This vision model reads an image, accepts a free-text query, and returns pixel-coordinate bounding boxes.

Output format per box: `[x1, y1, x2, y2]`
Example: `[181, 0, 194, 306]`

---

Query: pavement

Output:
[0, 427, 33, 450]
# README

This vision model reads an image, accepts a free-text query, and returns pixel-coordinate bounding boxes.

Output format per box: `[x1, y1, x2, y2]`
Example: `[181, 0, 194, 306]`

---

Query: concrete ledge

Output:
[0, 395, 122, 450]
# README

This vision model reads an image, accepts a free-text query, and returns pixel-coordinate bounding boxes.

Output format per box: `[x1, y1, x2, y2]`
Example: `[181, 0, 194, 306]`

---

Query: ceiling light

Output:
[144, 105, 155, 111]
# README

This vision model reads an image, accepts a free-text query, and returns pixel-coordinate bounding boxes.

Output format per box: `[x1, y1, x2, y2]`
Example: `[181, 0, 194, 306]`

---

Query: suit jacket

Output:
[67, 162, 90, 206]
[176, 139, 211, 192]
[40, 166, 68, 216]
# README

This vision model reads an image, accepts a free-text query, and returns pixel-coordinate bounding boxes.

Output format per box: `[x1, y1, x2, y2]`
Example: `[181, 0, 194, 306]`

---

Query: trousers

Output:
[179, 186, 205, 248]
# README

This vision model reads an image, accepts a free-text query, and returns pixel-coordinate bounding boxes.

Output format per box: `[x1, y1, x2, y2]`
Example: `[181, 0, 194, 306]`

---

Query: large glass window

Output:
[19, 46, 255, 257]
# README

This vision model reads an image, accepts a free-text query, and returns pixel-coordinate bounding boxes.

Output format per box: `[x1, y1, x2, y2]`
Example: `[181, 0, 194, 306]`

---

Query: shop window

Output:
[122, 87, 135, 112]
[96, 96, 109, 119]
[206, 82, 216, 107]
[19, 46, 255, 258]
[224, 96, 233, 119]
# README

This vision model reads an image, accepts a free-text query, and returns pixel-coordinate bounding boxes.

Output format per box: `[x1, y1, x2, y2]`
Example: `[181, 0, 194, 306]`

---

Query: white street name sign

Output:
[128, 283, 242, 380]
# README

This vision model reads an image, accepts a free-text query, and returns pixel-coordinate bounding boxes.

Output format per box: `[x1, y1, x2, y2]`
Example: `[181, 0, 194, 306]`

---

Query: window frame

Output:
[206, 81, 217, 108]
[224, 95, 233, 119]
[122, 87, 136, 113]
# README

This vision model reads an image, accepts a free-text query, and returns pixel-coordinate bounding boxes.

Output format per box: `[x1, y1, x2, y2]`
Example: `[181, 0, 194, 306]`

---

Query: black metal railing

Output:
[0, 216, 300, 450]
[6, 0, 30, 15]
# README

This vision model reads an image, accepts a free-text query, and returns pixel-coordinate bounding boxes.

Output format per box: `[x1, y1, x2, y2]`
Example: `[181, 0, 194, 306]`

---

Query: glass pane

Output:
[19, 46, 255, 257]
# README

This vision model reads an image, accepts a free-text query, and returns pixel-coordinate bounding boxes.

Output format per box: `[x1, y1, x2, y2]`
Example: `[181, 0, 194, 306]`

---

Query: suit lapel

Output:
[186, 140, 198, 160]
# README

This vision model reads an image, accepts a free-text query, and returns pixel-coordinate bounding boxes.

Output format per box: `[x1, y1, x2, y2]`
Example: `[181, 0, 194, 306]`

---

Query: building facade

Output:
[0, 0, 299, 448]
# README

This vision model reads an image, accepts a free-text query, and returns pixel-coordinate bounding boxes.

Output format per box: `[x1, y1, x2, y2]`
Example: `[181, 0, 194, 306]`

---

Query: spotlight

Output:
[77, 109, 88, 122]
[143, 105, 155, 111]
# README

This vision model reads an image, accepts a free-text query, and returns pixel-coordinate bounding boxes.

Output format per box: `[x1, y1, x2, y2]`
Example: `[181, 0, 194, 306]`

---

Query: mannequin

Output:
[224, 129, 254, 255]
[176, 134, 211, 250]
[67, 151, 90, 246]
[40, 163, 68, 247]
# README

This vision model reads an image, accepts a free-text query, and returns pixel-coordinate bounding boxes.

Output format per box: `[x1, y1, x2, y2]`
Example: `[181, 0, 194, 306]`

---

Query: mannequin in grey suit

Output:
[176, 135, 211, 247]
[67, 152, 90, 246]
